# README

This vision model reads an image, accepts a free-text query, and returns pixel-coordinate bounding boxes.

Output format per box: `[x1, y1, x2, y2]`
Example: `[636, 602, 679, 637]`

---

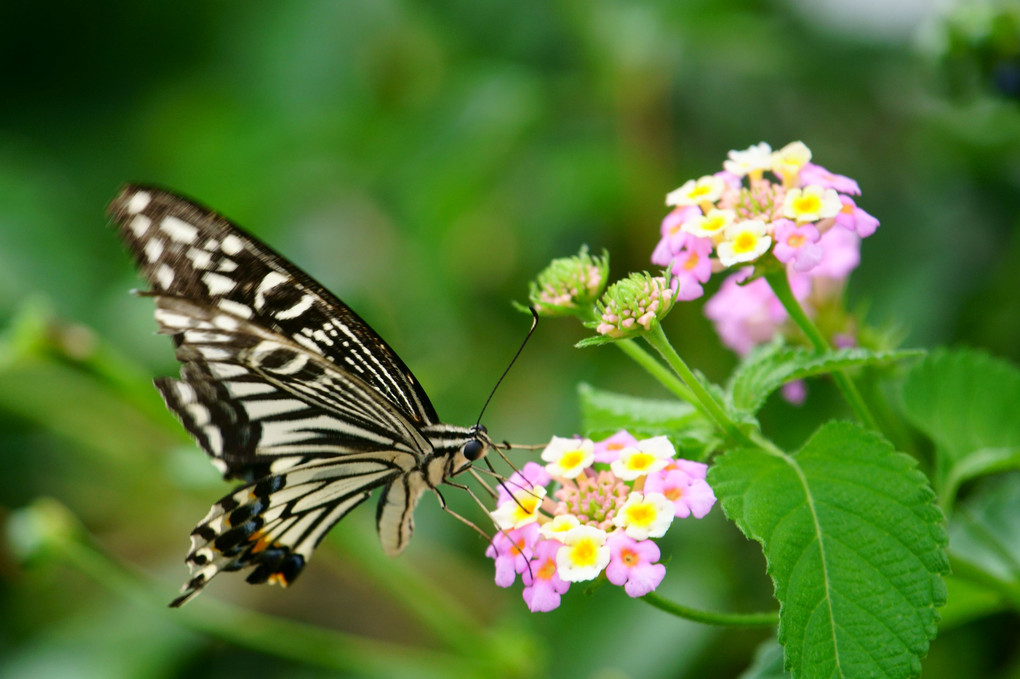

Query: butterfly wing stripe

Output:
[149, 296, 430, 478]
[172, 459, 399, 606]
[108, 185, 438, 424]
[187, 460, 402, 556]
[108, 186, 494, 605]
[248, 351, 430, 453]
[158, 294, 429, 452]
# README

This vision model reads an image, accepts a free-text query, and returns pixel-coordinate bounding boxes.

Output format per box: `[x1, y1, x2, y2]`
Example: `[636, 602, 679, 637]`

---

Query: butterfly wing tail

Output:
[376, 472, 431, 557]
[170, 459, 402, 605]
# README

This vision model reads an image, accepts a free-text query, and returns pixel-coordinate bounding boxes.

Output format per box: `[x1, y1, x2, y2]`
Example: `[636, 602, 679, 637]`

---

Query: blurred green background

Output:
[2, 1, 1019, 678]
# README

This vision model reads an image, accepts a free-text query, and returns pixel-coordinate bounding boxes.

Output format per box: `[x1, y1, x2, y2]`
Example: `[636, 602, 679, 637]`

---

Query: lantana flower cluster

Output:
[652, 142, 879, 401]
[486, 431, 716, 612]
[652, 141, 878, 303]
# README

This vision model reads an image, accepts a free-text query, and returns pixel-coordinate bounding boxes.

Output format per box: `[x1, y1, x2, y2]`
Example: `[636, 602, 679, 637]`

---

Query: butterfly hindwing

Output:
[171, 457, 403, 606]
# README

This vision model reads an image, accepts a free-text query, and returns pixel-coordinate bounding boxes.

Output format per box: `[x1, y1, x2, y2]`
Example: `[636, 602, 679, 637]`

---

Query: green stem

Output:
[640, 591, 778, 628]
[764, 271, 878, 431]
[947, 551, 1020, 612]
[614, 338, 706, 416]
[643, 324, 754, 447]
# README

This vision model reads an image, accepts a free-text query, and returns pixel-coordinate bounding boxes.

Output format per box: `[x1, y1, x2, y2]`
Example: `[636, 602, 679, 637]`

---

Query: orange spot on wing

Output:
[249, 530, 272, 553]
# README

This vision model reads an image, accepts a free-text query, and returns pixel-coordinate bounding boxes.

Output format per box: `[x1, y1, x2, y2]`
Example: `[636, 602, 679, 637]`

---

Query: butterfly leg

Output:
[441, 480, 539, 583]
[467, 466, 498, 499]
[431, 484, 495, 544]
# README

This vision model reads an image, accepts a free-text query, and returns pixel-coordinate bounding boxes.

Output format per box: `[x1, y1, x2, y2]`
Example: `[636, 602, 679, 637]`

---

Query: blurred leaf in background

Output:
[1, 0, 1018, 677]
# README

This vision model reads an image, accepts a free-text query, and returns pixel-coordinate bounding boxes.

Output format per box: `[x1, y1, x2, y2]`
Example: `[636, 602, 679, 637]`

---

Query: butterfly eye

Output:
[463, 439, 486, 461]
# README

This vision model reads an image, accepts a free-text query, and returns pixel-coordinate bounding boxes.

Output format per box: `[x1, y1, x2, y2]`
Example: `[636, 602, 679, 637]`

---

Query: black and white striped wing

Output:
[107, 185, 442, 605]
[108, 185, 439, 427]
[149, 295, 432, 481]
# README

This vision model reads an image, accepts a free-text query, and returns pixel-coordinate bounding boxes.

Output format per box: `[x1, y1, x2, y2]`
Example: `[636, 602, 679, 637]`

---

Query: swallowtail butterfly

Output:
[108, 185, 497, 607]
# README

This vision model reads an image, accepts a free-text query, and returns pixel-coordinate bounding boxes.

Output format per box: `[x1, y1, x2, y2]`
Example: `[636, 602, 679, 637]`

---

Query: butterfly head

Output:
[449, 424, 495, 475]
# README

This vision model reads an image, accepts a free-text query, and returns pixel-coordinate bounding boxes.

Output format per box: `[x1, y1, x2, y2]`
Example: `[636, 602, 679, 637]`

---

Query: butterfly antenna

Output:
[475, 306, 539, 427]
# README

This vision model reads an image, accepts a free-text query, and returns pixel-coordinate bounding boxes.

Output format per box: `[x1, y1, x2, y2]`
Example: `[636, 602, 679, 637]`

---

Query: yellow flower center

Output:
[537, 557, 557, 580]
[620, 548, 638, 567]
[569, 539, 598, 567]
[626, 452, 655, 472]
[560, 449, 586, 469]
[703, 214, 727, 232]
[733, 232, 758, 253]
[626, 502, 655, 527]
[788, 233, 806, 248]
[513, 495, 540, 521]
[664, 487, 683, 501]
[793, 194, 821, 215]
[682, 253, 700, 271]
[690, 185, 713, 200]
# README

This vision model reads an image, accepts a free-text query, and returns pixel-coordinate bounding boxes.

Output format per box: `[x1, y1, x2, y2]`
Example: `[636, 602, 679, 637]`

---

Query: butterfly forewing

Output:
[149, 295, 430, 478]
[108, 186, 439, 424]
[107, 185, 491, 606]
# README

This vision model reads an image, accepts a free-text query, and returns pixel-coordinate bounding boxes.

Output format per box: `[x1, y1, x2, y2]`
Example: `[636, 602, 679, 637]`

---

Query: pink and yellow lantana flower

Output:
[485, 432, 716, 612]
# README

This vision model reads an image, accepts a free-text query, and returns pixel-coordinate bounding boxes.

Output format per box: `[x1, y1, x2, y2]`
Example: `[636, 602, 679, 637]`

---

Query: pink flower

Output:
[652, 206, 701, 266]
[715, 169, 743, 190]
[667, 236, 714, 301]
[834, 195, 879, 238]
[781, 379, 808, 405]
[669, 458, 708, 480]
[485, 523, 540, 587]
[810, 227, 860, 279]
[497, 461, 551, 505]
[772, 219, 824, 272]
[798, 163, 860, 195]
[522, 539, 570, 612]
[704, 269, 790, 356]
[592, 430, 638, 464]
[644, 468, 716, 519]
[605, 533, 666, 597]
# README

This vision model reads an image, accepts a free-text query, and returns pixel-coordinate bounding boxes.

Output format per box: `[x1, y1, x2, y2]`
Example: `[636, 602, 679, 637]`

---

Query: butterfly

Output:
[108, 185, 497, 607]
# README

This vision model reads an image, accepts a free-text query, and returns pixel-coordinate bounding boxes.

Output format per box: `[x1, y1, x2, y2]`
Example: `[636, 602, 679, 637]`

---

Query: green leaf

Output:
[577, 383, 719, 460]
[901, 348, 1020, 506]
[574, 334, 617, 348]
[739, 638, 790, 679]
[709, 422, 948, 679]
[728, 341, 924, 415]
[946, 473, 1020, 597]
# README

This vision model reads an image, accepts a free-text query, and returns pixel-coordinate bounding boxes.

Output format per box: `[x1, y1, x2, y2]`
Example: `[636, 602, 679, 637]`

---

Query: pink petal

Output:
[623, 562, 666, 597]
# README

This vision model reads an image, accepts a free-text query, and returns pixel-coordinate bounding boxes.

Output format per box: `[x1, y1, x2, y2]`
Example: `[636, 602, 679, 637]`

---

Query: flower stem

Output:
[764, 270, 879, 431]
[614, 338, 705, 415]
[579, 306, 712, 422]
[947, 550, 1020, 612]
[640, 591, 778, 628]
[642, 324, 754, 447]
